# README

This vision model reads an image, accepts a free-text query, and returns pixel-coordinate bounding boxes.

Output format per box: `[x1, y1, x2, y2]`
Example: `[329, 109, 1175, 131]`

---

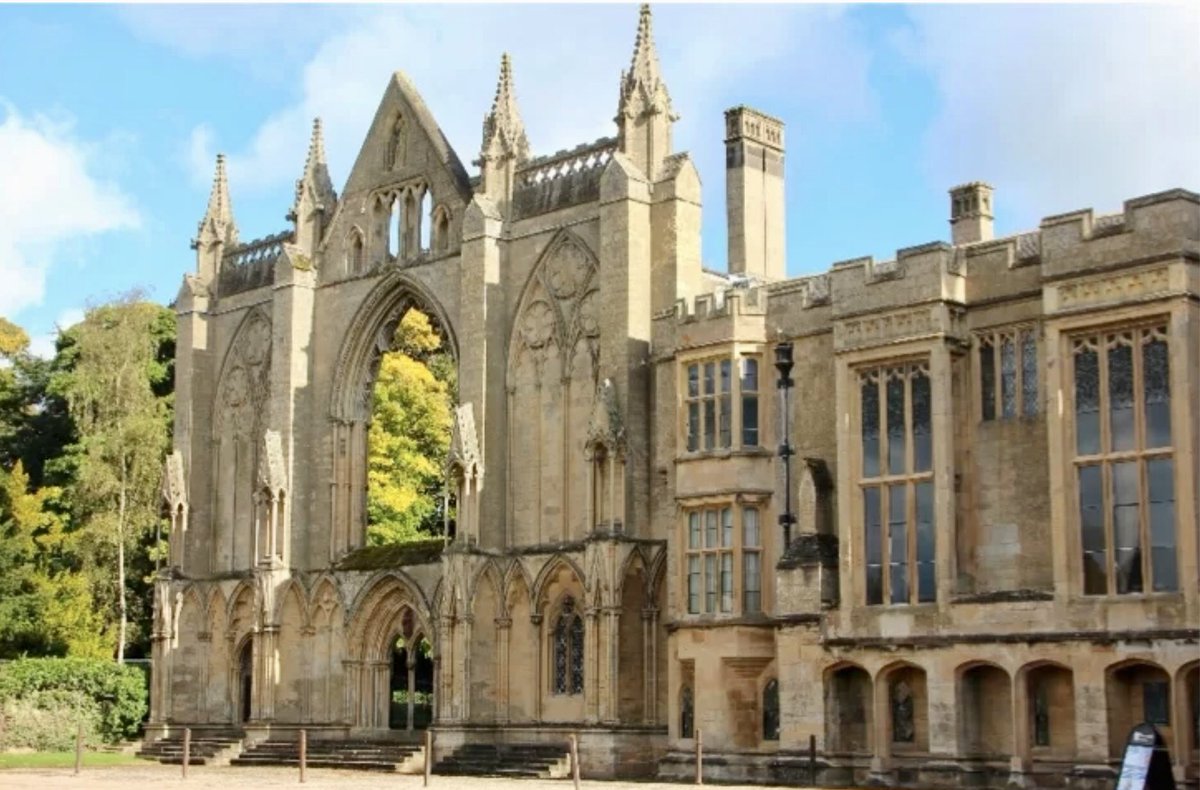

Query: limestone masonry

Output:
[150, 6, 1200, 788]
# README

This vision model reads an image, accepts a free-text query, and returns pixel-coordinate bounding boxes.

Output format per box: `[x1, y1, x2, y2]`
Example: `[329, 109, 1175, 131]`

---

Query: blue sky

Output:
[1, 3, 1196, 357]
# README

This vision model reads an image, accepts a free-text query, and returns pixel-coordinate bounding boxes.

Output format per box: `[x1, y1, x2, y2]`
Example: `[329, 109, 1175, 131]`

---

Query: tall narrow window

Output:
[687, 513, 702, 614]
[741, 357, 759, 446]
[860, 361, 935, 605]
[1071, 324, 1175, 595]
[420, 189, 433, 252]
[762, 679, 780, 741]
[349, 231, 365, 274]
[979, 327, 1039, 421]
[743, 507, 762, 614]
[1033, 681, 1050, 747]
[390, 196, 403, 259]
[686, 365, 701, 452]
[553, 597, 584, 695]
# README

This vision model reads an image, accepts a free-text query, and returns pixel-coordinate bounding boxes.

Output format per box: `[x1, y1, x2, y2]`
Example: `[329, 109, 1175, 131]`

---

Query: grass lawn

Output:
[0, 752, 141, 769]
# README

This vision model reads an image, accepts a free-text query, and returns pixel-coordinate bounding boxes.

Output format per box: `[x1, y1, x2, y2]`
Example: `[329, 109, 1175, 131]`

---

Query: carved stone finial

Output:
[447, 403, 483, 479]
[481, 52, 530, 165]
[617, 3, 674, 121]
[195, 153, 238, 247]
[257, 429, 287, 494]
[289, 117, 338, 229]
[586, 378, 625, 452]
[161, 450, 187, 508]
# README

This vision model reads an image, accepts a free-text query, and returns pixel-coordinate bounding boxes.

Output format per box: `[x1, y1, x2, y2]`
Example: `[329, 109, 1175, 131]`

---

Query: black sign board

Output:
[1115, 723, 1175, 790]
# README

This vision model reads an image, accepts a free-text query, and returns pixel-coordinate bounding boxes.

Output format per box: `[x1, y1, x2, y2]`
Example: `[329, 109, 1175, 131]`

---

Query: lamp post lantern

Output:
[774, 342, 796, 549]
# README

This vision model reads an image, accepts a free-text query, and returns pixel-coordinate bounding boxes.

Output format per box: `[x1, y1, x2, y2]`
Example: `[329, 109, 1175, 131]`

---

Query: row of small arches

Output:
[346, 185, 452, 276]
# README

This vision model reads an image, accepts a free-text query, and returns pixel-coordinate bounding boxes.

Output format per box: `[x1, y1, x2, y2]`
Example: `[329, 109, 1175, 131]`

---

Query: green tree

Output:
[0, 462, 107, 659]
[367, 309, 455, 545]
[54, 296, 173, 662]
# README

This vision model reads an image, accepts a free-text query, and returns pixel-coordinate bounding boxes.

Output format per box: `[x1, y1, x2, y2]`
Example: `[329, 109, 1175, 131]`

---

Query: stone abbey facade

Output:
[149, 5, 1200, 788]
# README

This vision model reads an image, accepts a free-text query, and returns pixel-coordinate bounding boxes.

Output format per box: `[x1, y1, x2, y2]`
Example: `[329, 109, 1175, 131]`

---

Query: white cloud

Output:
[898, 4, 1200, 232]
[0, 103, 141, 318]
[27, 306, 84, 360]
[183, 4, 875, 234]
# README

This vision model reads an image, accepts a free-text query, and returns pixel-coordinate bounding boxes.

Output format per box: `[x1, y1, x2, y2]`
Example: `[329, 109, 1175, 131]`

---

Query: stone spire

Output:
[196, 154, 237, 243]
[192, 154, 238, 281]
[289, 118, 338, 253]
[615, 4, 676, 180]
[478, 52, 530, 214]
[618, 3, 673, 119]
[481, 53, 530, 163]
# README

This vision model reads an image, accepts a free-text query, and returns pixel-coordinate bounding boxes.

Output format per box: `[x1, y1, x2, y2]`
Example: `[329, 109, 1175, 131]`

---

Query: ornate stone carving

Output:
[1055, 266, 1170, 310]
[161, 450, 187, 508]
[834, 307, 936, 351]
[586, 378, 624, 453]
[521, 300, 557, 349]
[447, 402, 482, 478]
[257, 429, 287, 494]
[216, 311, 272, 438]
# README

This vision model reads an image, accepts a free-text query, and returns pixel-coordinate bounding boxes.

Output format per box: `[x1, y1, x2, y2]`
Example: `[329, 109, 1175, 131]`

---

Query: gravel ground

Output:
[0, 763, 801, 790]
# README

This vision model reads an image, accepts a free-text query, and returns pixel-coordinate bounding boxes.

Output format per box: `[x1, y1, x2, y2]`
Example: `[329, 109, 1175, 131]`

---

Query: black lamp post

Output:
[775, 342, 796, 549]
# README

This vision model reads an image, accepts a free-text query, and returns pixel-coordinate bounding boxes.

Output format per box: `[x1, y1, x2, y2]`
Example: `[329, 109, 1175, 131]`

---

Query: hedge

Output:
[0, 657, 147, 748]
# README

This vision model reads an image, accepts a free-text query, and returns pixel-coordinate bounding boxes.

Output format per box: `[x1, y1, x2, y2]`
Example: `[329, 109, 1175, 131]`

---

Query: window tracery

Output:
[1072, 323, 1176, 595]
[552, 596, 584, 695]
[859, 361, 935, 605]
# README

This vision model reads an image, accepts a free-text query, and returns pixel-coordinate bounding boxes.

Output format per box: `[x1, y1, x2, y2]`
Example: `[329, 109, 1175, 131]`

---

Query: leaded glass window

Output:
[683, 353, 762, 453]
[762, 679, 780, 741]
[553, 596, 584, 695]
[859, 361, 936, 605]
[684, 505, 759, 616]
[979, 327, 1039, 421]
[1071, 324, 1176, 595]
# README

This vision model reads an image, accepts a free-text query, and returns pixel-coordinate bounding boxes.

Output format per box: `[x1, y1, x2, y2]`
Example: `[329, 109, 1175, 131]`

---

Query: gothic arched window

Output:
[680, 685, 694, 738]
[762, 678, 780, 741]
[553, 596, 584, 695]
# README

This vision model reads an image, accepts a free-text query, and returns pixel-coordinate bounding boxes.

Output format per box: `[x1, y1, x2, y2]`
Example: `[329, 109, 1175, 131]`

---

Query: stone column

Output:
[531, 614, 544, 720]
[605, 607, 621, 724]
[868, 673, 893, 782]
[642, 607, 656, 724]
[1010, 670, 1032, 785]
[496, 617, 512, 724]
[407, 651, 416, 732]
[585, 607, 601, 723]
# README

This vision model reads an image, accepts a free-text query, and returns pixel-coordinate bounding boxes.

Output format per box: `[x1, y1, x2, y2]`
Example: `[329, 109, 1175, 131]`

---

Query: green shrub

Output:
[0, 691, 101, 751]
[0, 657, 146, 745]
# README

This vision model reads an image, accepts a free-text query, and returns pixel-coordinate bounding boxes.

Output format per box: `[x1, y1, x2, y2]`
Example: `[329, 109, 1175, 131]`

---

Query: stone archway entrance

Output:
[388, 621, 434, 730]
[237, 639, 253, 723]
[346, 574, 435, 730]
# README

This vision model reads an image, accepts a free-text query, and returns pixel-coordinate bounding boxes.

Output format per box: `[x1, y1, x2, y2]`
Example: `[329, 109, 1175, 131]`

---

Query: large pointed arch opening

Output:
[329, 273, 459, 558]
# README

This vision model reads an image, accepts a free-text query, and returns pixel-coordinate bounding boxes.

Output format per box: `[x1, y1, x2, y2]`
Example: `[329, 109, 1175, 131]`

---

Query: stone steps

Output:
[231, 739, 422, 773]
[433, 743, 571, 779]
[136, 735, 243, 766]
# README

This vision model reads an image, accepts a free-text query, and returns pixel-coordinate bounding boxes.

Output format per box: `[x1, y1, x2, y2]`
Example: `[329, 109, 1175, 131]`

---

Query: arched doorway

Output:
[237, 639, 253, 723]
[388, 608, 434, 731]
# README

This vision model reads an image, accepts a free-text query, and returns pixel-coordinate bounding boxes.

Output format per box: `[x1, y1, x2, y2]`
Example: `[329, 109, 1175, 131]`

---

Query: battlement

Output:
[511, 137, 617, 219]
[673, 284, 767, 324]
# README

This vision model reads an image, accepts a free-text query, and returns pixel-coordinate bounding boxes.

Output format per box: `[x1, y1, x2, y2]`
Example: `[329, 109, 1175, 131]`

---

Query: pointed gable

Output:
[340, 71, 472, 202]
